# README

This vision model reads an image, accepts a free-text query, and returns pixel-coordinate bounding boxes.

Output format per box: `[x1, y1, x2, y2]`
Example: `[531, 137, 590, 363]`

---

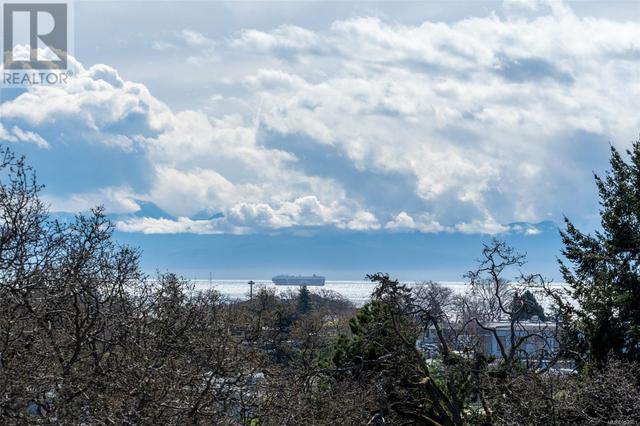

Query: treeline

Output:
[0, 139, 639, 425]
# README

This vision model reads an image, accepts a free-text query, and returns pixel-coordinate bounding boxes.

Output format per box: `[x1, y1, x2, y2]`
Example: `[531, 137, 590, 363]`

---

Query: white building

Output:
[419, 316, 560, 360]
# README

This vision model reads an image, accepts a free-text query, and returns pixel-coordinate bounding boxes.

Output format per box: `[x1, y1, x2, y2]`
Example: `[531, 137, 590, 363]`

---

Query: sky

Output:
[1, 0, 639, 280]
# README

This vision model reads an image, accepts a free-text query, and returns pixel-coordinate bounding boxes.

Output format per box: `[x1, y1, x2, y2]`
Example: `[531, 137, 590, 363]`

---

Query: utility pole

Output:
[248, 280, 255, 300]
[209, 272, 212, 286]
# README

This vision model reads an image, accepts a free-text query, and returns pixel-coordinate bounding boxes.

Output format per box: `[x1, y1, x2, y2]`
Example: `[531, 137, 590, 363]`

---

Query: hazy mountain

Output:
[191, 209, 225, 221]
[130, 200, 176, 220]
[113, 221, 564, 281]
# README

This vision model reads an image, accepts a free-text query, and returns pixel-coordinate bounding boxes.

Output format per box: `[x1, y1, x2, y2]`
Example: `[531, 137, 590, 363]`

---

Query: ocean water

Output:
[192, 280, 570, 308]
[194, 280, 469, 307]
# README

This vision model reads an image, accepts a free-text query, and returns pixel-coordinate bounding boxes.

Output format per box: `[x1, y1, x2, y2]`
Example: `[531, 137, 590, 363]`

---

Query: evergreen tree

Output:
[298, 285, 311, 314]
[511, 290, 546, 321]
[560, 139, 640, 363]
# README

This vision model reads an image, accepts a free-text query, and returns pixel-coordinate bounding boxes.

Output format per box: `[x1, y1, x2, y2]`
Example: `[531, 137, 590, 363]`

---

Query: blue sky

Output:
[1, 0, 639, 279]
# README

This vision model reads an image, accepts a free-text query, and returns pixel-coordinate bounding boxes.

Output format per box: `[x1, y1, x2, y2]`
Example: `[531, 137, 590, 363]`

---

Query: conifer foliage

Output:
[560, 138, 640, 363]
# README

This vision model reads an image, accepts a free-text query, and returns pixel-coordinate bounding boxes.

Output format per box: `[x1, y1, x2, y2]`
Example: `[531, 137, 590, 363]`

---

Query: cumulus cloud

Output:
[2, 1, 639, 235]
[0, 59, 376, 234]
[455, 218, 510, 235]
[227, 196, 379, 231]
[385, 211, 445, 233]
[0, 123, 49, 149]
[216, 4, 639, 230]
[0, 60, 172, 150]
[116, 195, 380, 234]
[341, 211, 381, 231]
[116, 216, 226, 234]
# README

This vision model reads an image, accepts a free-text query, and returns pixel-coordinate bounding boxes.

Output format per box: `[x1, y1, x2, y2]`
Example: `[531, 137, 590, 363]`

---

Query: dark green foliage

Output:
[333, 274, 416, 371]
[332, 300, 400, 370]
[331, 274, 464, 425]
[560, 139, 640, 363]
[511, 290, 546, 321]
[297, 285, 311, 314]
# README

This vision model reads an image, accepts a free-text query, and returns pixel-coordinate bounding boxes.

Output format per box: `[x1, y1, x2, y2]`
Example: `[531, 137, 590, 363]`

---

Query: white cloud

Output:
[227, 196, 379, 231]
[217, 5, 640, 229]
[384, 211, 511, 235]
[341, 211, 380, 231]
[115, 196, 380, 235]
[508, 223, 543, 236]
[0, 123, 49, 149]
[3, 2, 639, 235]
[230, 25, 322, 53]
[0, 60, 374, 233]
[525, 227, 542, 236]
[43, 187, 140, 214]
[385, 211, 445, 233]
[181, 29, 214, 47]
[455, 218, 509, 235]
[116, 216, 226, 234]
[151, 41, 175, 51]
[0, 62, 172, 147]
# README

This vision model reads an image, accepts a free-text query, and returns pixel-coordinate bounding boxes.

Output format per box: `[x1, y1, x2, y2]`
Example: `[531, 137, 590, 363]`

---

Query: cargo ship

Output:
[272, 274, 325, 286]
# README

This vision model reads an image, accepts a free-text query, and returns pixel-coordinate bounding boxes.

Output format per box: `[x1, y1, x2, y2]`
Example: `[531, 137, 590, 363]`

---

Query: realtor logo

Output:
[3, 2, 68, 70]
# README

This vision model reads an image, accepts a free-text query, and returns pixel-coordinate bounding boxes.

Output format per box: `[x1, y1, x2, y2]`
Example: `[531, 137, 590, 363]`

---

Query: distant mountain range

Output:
[130, 200, 177, 220]
[47, 200, 564, 281]
[190, 209, 225, 221]
[111, 220, 563, 282]
[47, 200, 224, 223]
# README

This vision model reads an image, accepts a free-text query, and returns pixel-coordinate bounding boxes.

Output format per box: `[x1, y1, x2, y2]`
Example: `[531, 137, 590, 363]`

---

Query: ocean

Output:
[194, 280, 471, 307]
[192, 280, 570, 308]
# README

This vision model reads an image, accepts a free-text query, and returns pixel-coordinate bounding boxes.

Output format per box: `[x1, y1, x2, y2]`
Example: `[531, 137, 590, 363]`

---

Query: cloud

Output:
[0, 61, 171, 144]
[0, 59, 376, 233]
[508, 222, 543, 236]
[341, 211, 380, 231]
[385, 211, 445, 233]
[151, 41, 175, 51]
[0, 123, 49, 149]
[151, 30, 218, 63]
[217, 5, 639, 229]
[455, 218, 509, 235]
[42, 186, 140, 214]
[230, 25, 323, 55]
[2, 2, 639, 235]
[116, 216, 226, 234]
[180, 29, 213, 47]
[116, 195, 381, 234]
[227, 196, 379, 231]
